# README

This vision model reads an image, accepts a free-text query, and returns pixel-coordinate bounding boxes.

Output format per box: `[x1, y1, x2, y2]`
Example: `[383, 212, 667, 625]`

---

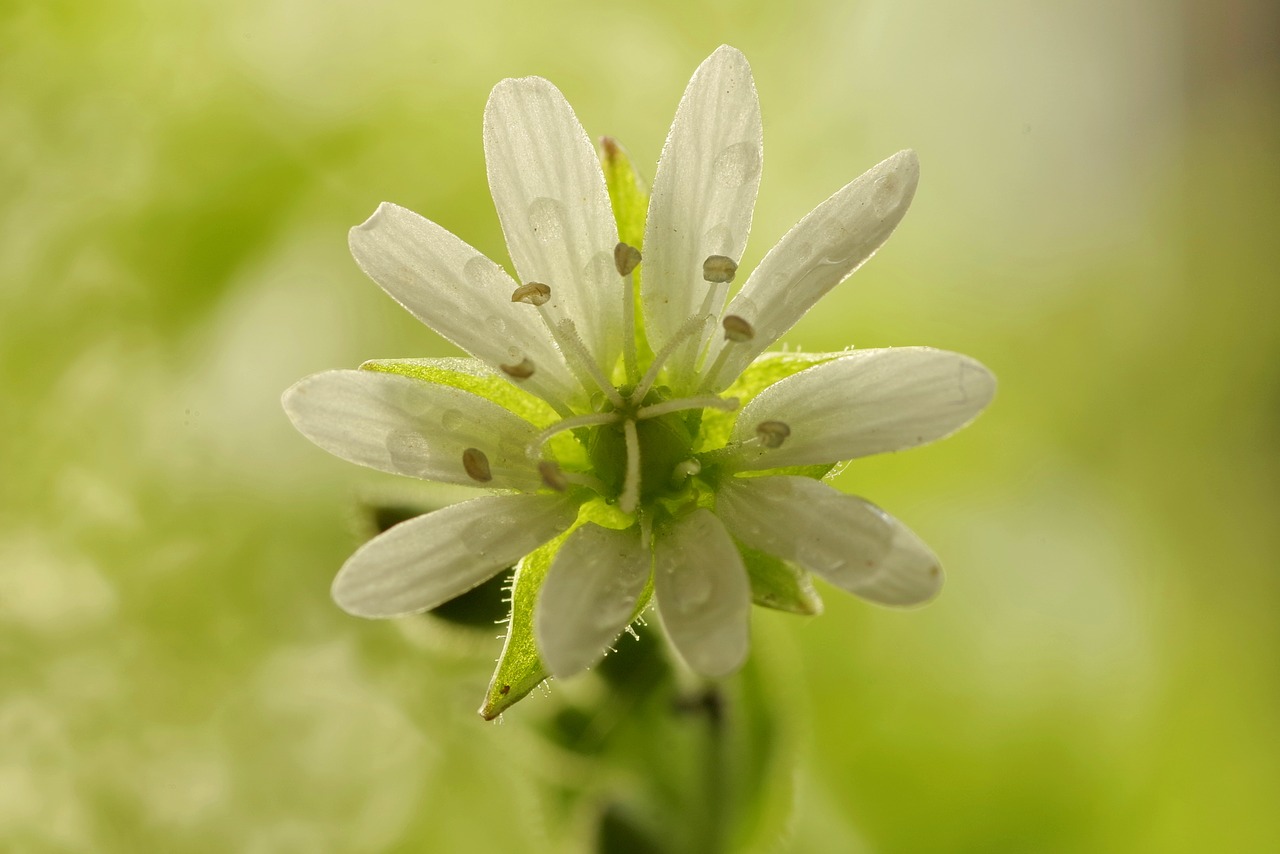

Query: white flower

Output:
[283, 46, 995, 717]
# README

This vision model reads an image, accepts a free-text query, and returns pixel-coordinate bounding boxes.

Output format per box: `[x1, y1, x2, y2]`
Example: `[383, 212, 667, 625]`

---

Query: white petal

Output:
[702, 150, 920, 391]
[348, 203, 581, 407]
[653, 508, 751, 677]
[642, 45, 762, 388]
[484, 77, 622, 376]
[534, 524, 650, 679]
[729, 347, 995, 470]
[332, 493, 578, 618]
[282, 369, 543, 490]
[717, 476, 942, 606]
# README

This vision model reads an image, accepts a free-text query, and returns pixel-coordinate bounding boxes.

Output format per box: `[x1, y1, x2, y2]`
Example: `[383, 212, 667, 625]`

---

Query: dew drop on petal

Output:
[386, 430, 430, 475]
[872, 173, 902, 218]
[528, 197, 565, 243]
[486, 315, 508, 336]
[440, 409, 464, 431]
[463, 255, 506, 292]
[713, 141, 761, 188]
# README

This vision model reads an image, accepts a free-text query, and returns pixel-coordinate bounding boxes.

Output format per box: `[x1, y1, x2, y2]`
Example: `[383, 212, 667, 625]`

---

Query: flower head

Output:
[283, 46, 995, 718]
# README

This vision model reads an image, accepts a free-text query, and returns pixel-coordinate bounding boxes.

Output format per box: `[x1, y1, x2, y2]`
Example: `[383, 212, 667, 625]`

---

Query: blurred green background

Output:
[3, 0, 1278, 850]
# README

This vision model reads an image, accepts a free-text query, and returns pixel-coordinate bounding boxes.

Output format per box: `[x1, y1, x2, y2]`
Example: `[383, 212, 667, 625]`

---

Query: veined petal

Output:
[717, 476, 942, 606]
[702, 150, 920, 391]
[728, 347, 995, 470]
[534, 524, 650, 679]
[653, 508, 751, 677]
[332, 493, 578, 618]
[484, 77, 622, 376]
[642, 45, 762, 388]
[282, 369, 543, 491]
[348, 203, 580, 407]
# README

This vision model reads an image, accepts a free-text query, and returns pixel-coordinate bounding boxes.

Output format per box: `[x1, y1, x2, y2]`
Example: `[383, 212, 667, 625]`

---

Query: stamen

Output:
[756, 420, 791, 449]
[538, 460, 568, 492]
[702, 255, 738, 284]
[557, 318, 626, 408]
[532, 411, 622, 449]
[636, 395, 739, 421]
[619, 419, 641, 514]
[500, 358, 535, 379]
[631, 312, 712, 403]
[616, 243, 642, 384]
[462, 447, 493, 482]
[614, 242, 642, 277]
[721, 315, 754, 343]
[511, 282, 552, 306]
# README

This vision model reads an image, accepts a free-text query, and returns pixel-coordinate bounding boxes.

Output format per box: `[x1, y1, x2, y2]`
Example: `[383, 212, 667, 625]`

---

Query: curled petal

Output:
[653, 508, 751, 677]
[283, 369, 545, 490]
[534, 524, 650, 679]
[332, 493, 578, 618]
[727, 347, 995, 470]
[717, 476, 942, 607]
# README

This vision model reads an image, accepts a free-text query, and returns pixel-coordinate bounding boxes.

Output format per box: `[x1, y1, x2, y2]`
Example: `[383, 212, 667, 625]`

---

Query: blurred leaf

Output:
[697, 351, 846, 451]
[600, 136, 649, 251]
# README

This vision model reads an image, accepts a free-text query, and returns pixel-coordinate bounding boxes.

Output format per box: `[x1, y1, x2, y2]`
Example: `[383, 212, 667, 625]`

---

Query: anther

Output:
[614, 242, 642, 277]
[511, 282, 552, 306]
[538, 461, 568, 492]
[721, 315, 754, 343]
[756, 421, 791, 449]
[462, 447, 493, 482]
[702, 255, 738, 284]
[500, 358, 535, 379]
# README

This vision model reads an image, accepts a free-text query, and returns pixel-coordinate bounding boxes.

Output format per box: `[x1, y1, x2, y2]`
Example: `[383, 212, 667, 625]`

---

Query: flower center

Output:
[585, 392, 696, 505]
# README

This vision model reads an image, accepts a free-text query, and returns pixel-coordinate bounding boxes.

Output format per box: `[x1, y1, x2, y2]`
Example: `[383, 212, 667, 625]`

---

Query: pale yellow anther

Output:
[721, 315, 754, 343]
[538, 461, 568, 492]
[756, 421, 791, 449]
[702, 255, 738, 284]
[462, 447, 493, 482]
[614, 242, 642, 277]
[511, 282, 552, 306]
[500, 358, 535, 379]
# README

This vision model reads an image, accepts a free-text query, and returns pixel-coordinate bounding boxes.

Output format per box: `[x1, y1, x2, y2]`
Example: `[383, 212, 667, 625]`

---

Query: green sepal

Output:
[739, 541, 824, 616]
[360, 356, 559, 428]
[601, 137, 648, 251]
[696, 351, 850, 452]
[480, 499, 651, 719]
[479, 530, 566, 720]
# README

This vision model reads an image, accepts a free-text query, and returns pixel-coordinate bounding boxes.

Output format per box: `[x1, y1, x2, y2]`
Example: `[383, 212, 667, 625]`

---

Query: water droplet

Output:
[463, 255, 505, 292]
[872, 173, 902, 218]
[386, 430, 430, 476]
[582, 250, 615, 286]
[486, 315, 507, 336]
[713, 142, 760, 188]
[440, 409, 464, 431]
[527, 197, 565, 243]
[673, 569, 713, 612]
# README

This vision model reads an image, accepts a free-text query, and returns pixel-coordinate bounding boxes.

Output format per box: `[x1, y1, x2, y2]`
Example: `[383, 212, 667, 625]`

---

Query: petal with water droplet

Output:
[727, 347, 996, 469]
[716, 475, 943, 606]
[282, 369, 543, 490]
[653, 508, 751, 677]
[484, 77, 622, 379]
[642, 45, 762, 389]
[702, 150, 920, 391]
[332, 493, 578, 618]
[534, 524, 650, 678]
[348, 203, 581, 407]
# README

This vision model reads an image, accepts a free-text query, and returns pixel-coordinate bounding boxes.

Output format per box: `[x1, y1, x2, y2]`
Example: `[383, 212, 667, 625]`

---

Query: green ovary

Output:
[585, 410, 696, 503]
